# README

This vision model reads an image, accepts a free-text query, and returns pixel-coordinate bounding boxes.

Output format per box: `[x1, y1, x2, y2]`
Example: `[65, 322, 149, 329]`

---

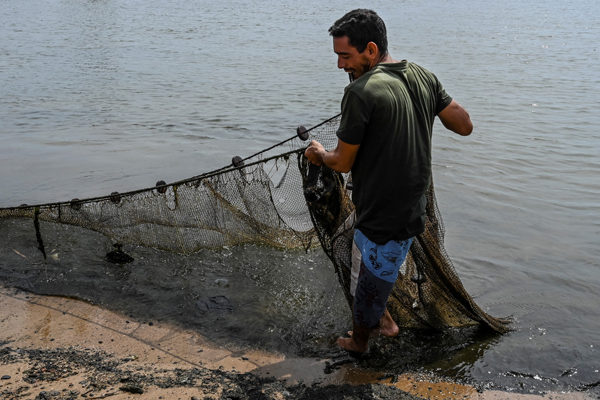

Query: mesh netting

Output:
[300, 155, 509, 332]
[0, 114, 508, 333]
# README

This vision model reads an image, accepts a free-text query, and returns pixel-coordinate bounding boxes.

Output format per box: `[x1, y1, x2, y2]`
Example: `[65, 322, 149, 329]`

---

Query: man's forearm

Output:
[304, 139, 359, 173]
[320, 148, 353, 173]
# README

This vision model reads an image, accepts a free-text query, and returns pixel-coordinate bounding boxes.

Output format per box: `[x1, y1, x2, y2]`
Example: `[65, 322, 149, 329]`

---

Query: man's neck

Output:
[379, 53, 398, 64]
[364, 53, 399, 77]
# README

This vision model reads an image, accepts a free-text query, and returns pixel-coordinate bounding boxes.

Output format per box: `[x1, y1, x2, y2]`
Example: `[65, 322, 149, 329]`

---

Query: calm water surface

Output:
[1, 0, 599, 395]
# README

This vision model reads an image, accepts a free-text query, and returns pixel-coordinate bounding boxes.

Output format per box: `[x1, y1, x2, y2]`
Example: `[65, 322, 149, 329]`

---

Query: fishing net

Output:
[300, 157, 510, 332]
[0, 114, 508, 333]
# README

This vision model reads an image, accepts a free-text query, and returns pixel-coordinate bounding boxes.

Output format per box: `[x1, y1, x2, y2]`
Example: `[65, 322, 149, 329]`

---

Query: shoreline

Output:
[0, 286, 592, 400]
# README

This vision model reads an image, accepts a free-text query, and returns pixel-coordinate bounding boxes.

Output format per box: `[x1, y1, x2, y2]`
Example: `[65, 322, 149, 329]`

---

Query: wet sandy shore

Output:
[0, 286, 592, 400]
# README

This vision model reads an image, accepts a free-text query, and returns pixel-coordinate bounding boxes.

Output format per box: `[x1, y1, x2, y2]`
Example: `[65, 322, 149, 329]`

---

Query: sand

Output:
[0, 286, 592, 400]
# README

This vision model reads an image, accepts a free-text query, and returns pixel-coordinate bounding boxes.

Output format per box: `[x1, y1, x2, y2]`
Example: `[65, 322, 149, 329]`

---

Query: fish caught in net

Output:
[0, 114, 509, 333]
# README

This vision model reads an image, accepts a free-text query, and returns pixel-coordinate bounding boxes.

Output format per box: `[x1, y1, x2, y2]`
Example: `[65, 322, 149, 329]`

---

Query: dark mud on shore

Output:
[0, 346, 419, 400]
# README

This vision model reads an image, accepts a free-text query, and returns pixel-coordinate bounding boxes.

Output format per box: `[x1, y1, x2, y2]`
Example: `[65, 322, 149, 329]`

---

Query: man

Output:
[304, 9, 472, 353]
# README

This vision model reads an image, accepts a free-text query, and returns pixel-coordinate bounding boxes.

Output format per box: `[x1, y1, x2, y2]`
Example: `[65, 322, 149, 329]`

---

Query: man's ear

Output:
[366, 41, 379, 59]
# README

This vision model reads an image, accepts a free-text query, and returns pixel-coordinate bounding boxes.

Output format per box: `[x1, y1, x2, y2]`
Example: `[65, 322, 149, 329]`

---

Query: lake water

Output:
[1, 0, 599, 396]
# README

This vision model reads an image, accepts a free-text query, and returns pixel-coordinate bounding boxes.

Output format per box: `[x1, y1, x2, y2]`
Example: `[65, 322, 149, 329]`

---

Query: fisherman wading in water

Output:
[305, 9, 473, 353]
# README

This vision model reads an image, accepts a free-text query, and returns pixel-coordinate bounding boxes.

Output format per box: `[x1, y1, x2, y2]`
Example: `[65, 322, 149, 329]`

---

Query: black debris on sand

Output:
[0, 346, 422, 400]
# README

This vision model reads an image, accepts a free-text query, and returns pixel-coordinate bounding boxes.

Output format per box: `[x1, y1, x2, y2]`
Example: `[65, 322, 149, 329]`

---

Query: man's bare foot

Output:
[379, 309, 399, 337]
[347, 310, 399, 338]
[336, 336, 368, 353]
[347, 328, 381, 337]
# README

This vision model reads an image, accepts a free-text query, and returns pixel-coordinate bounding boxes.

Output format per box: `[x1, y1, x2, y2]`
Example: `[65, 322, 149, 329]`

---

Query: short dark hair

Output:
[328, 9, 388, 57]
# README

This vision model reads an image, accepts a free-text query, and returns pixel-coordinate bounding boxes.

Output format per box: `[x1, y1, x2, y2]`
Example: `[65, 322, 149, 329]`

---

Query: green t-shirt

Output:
[336, 60, 452, 243]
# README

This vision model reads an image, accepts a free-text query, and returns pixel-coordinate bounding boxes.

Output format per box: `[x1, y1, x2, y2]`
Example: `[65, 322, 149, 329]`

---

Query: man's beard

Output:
[350, 62, 372, 80]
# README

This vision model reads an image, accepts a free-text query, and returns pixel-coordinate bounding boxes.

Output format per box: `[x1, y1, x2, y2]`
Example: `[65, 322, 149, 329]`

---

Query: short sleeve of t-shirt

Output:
[336, 88, 370, 145]
[432, 73, 453, 114]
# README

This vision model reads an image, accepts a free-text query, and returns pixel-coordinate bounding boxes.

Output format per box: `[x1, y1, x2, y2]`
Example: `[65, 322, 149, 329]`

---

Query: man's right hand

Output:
[304, 140, 325, 166]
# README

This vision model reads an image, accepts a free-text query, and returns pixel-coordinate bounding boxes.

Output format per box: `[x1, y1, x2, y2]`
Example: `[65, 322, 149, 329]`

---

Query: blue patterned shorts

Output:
[352, 229, 413, 328]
